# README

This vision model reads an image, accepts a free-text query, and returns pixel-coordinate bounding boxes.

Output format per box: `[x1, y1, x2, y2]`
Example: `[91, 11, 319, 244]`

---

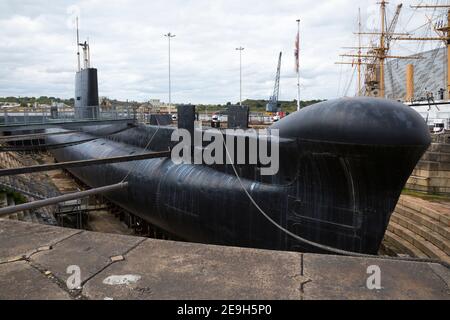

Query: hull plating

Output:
[47, 98, 431, 254]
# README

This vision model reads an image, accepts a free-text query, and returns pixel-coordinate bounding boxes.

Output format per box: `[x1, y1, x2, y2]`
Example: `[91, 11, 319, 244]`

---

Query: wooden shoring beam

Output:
[0, 150, 171, 176]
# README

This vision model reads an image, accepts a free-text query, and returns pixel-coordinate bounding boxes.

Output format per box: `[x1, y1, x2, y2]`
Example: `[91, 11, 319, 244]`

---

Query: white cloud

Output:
[0, 0, 444, 103]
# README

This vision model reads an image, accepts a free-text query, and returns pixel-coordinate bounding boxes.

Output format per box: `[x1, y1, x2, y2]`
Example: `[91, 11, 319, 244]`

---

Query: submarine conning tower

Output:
[74, 23, 99, 120]
[75, 68, 99, 120]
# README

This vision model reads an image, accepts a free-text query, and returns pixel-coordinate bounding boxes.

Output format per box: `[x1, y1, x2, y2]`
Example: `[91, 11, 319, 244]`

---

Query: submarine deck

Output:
[0, 219, 448, 300]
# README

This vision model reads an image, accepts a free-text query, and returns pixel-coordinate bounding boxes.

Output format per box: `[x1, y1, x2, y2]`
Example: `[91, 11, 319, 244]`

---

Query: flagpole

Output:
[296, 19, 301, 112]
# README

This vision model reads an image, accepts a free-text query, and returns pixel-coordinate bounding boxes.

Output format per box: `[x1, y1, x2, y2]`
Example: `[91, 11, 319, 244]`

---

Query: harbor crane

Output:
[386, 4, 403, 50]
[266, 52, 282, 113]
[365, 3, 403, 96]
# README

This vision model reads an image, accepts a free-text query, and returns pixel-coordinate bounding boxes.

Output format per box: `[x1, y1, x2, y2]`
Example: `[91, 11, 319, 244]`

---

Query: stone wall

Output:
[406, 134, 450, 195]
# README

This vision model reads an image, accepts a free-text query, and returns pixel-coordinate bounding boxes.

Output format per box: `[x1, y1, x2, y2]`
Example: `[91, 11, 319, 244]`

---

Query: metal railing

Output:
[0, 106, 136, 127]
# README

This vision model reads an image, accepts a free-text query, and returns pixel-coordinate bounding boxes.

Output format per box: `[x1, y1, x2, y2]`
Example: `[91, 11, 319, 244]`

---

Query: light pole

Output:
[236, 47, 244, 106]
[165, 32, 176, 113]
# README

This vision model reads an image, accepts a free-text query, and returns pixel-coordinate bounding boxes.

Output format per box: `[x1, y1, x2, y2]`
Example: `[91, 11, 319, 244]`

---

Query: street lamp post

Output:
[236, 47, 244, 106]
[165, 32, 176, 114]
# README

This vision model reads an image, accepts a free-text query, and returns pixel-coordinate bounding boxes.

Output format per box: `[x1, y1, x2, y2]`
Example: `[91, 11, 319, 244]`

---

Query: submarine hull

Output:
[47, 98, 431, 254]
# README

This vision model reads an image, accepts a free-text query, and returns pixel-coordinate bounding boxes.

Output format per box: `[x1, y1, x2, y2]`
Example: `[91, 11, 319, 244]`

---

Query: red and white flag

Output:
[294, 29, 300, 73]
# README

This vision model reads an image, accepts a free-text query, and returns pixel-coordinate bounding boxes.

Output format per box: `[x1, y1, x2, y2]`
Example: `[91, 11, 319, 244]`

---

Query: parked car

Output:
[433, 122, 445, 134]
[211, 114, 221, 128]
[272, 115, 281, 122]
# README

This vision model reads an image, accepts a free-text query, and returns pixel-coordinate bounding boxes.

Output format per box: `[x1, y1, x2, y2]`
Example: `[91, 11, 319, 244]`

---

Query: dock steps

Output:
[387, 221, 449, 264]
[383, 195, 450, 264]
[390, 212, 450, 255]
[382, 230, 428, 259]
[0, 150, 60, 225]
[406, 140, 450, 195]
[394, 204, 450, 239]
[398, 196, 450, 225]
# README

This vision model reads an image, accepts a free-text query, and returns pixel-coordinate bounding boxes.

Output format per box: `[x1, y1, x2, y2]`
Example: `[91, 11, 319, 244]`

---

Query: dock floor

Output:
[0, 219, 448, 300]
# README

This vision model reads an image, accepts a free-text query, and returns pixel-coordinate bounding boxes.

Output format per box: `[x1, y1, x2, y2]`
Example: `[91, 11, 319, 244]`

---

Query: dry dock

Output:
[0, 219, 448, 300]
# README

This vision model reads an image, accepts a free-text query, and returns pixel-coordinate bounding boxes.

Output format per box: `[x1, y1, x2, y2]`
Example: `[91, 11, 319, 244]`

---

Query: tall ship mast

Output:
[338, 1, 421, 98]
[338, 1, 450, 130]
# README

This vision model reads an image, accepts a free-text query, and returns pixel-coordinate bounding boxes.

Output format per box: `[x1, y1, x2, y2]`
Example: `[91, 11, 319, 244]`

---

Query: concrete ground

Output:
[0, 219, 448, 300]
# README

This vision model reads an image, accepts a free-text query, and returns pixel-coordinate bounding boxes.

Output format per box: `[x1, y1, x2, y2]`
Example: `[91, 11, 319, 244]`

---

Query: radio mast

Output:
[76, 17, 81, 72]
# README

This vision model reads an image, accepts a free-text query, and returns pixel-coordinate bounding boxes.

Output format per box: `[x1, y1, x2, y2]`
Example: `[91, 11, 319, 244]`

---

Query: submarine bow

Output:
[47, 97, 431, 255]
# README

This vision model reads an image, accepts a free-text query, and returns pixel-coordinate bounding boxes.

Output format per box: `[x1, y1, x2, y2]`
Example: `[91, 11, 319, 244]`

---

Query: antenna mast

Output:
[81, 41, 89, 69]
[76, 17, 91, 71]
[76, 17, 81, 72]
[87, 38, 91, 68]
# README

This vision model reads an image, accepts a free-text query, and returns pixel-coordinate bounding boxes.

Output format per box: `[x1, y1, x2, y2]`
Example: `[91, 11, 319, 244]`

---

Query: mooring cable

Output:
[220, 130, 365, 257]
[219, 130, 449, 265]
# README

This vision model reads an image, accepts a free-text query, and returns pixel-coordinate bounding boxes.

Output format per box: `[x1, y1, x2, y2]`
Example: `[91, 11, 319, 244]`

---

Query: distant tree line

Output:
[242, 99, 325, 113]
[197, 99, 325, 113]
[0, 96, 75, 107]
[0, 96, 324, 112]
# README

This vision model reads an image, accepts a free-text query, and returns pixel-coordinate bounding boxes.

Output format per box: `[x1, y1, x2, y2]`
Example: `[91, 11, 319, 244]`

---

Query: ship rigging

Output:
[337, 1, 450, 101]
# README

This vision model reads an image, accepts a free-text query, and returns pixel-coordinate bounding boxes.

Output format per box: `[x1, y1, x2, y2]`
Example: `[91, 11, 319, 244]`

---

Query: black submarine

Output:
[45, 44, 431, 255]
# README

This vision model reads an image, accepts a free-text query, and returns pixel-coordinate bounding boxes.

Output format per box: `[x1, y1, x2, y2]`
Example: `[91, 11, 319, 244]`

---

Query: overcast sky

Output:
[0, 0, 445, 104]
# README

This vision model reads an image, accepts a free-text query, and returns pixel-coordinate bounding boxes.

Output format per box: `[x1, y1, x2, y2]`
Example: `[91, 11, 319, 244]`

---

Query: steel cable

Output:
[219, 130, 449, 266]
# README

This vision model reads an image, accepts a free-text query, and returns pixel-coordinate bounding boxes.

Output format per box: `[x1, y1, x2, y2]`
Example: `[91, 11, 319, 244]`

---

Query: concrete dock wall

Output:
[0, 219, 448, 300]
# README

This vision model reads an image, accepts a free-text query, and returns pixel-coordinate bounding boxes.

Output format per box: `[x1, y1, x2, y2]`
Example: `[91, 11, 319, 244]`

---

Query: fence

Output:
[0, 106, 136, 126]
